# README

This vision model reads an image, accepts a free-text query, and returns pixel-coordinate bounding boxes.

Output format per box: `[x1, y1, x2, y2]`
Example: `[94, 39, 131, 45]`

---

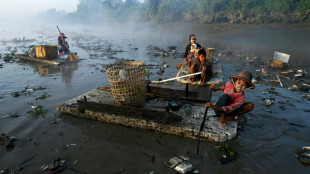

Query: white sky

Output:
[0, 0, 79, 19]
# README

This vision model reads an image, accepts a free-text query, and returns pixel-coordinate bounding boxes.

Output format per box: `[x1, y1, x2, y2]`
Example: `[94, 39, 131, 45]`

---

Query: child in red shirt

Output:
[205, 71, 255, 125]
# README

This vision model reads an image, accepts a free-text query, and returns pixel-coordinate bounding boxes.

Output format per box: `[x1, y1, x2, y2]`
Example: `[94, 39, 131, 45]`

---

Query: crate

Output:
[106, 62, 146, 107]
[35, 45, 58, 59]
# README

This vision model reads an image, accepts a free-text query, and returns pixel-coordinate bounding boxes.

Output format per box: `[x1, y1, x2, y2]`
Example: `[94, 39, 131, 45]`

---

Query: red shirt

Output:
[220, 81, 245, 113]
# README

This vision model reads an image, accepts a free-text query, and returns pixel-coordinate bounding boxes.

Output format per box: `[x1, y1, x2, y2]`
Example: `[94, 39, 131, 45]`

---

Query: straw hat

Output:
[230, 71, 255, 89]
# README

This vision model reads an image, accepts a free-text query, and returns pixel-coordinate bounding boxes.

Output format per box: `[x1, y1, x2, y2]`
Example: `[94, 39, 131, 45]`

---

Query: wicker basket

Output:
[269, 59, 287, 68]
[106, 62, 146, 107]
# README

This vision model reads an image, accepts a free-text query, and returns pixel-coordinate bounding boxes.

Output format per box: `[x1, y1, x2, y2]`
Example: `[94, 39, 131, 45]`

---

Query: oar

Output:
[151, 71, 202, 84]
[56, 26, 78, 62]
[196, 89, 212, 154]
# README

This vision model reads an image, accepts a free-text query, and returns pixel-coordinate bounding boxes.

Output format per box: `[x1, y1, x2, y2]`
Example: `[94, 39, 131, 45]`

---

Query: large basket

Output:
[106, 62, 146, 107]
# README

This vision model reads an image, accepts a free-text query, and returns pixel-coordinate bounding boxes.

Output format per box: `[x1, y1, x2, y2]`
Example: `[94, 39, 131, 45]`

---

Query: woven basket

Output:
[206, 48, 216, 64]
[106, 62, 146, 107]
[269, 59, 287, 68]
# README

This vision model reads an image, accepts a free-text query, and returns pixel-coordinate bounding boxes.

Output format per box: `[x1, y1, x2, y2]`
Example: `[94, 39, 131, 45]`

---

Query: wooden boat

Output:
[176, 61, 224, 85]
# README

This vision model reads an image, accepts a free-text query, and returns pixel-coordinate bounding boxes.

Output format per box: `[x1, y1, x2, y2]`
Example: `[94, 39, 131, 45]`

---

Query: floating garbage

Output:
[41, 158, 67, 173]
[295, 146, 310, 166]
[174, 162, 194, 174]
[164, 156, 194, 174]
[263, 98, 275, 106]
[0, 133, 16, 151]
[215, 144, 238, 165]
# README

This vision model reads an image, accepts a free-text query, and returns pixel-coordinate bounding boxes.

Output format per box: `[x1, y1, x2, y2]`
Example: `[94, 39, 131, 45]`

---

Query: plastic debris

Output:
[166, 157, 183, 168]
[295, 146, 310, 166]
[215, 144, 238, 165]
[42, 158, 67, 174]
[174, 162, 194, 174]
[263, 98, 275, 106]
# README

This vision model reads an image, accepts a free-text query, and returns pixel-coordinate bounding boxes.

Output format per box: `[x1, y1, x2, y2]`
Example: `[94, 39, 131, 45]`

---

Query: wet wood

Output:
[145, 85, 210, 103]
[16, 54, 60, 65]
[77, 100, 182, 123]
[99, 86, 210, 103]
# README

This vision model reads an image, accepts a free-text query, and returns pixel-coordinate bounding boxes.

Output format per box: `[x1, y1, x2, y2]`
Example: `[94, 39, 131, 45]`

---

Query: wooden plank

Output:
[145, 85, 209, 103]
[99, 86, 208, 103]
[16, 54, 60, 65]
[77, 100, 182, 123]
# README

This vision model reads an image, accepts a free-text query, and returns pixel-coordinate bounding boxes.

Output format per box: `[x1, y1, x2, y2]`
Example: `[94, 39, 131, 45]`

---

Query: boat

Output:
[16, 45, 76, 65]
[176, 60, 224, 86]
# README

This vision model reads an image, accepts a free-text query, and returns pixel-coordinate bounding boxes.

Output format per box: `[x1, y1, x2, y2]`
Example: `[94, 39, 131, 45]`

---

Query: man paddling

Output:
[57, 33, 69, 57]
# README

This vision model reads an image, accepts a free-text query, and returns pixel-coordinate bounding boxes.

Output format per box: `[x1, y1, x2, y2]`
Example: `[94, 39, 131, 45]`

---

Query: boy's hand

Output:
[205, 102, 212, 108]
[210, 84, 216, 91]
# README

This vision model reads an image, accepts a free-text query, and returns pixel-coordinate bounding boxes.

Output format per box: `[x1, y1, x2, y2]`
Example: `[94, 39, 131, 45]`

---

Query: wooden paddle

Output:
[56, 26, 78, 62]
[196, 89, 212, 154]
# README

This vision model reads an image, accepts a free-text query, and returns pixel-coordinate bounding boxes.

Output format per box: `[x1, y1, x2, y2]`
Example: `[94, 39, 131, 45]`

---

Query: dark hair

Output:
[198, 49, 206, 57]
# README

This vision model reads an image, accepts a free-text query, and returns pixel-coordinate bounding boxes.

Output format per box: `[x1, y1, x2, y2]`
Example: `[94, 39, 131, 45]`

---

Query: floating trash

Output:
[263, 98, 275, 106]
[174, 162, 194, 174]
[164, 156, 194, 174]
[295, 146, 310, 166]
[215, 144, 238, 165]
[42, 158, 67, 173]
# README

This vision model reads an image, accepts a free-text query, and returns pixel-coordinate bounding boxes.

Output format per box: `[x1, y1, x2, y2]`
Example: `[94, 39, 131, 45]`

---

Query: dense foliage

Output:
[70, 0, 310, 24]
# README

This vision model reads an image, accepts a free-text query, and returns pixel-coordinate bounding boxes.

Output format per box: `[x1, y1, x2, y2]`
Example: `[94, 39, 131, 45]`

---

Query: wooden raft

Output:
[16, 54, 61, 65]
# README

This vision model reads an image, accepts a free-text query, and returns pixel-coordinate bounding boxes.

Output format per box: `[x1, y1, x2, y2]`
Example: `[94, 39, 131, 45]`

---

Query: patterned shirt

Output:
[220, 81, 245, 113]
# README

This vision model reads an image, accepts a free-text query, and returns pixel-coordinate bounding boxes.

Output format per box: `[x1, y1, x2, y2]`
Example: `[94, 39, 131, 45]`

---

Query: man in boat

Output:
[205, 71, 255, 126]
[183, 34, 201, 66]
[57, 33, 69, 57]
[190, 49, 213, 86]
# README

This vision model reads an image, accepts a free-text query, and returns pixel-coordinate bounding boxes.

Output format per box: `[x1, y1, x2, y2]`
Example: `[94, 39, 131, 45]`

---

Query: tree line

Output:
[69, 0, 310, 24]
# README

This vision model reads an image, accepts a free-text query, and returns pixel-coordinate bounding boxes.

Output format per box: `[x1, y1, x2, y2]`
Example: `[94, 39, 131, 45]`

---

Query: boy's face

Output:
[190, 38, 196, 44]
[235, 79, 247, 93]
[198, 54, 205, 62]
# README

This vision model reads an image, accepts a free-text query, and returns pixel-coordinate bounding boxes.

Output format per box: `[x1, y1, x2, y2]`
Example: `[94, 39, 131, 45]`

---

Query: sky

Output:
[0, 0, 79, 19]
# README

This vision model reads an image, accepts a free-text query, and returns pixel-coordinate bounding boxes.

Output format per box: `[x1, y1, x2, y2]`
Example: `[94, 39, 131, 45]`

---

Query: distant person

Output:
[205, 71, 255, 126]
[184, 34, 201, 65]
[58, 33, 69, 57]
[190, 49, 212, 86]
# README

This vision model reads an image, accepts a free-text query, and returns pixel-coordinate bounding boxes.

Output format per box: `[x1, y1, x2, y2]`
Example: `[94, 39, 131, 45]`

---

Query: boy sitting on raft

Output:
[205, 71, 255, 126]
[190, 49, 213, 86]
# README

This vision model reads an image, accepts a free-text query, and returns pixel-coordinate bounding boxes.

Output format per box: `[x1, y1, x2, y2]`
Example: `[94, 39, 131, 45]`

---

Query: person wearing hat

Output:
[183, 34, 201, 64]
[205, 71, 255, 126]
[57, 33, 69, 56]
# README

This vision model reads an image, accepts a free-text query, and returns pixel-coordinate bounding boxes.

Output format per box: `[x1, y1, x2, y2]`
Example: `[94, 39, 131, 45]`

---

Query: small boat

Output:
[176, 61, 224, 86]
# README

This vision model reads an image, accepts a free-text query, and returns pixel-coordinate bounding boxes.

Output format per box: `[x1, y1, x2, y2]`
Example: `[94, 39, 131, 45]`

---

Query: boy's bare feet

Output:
[220, 113, 226, 126]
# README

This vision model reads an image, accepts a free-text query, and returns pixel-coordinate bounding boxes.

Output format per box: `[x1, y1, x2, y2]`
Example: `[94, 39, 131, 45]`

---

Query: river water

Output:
[0, 22, 309, 173]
